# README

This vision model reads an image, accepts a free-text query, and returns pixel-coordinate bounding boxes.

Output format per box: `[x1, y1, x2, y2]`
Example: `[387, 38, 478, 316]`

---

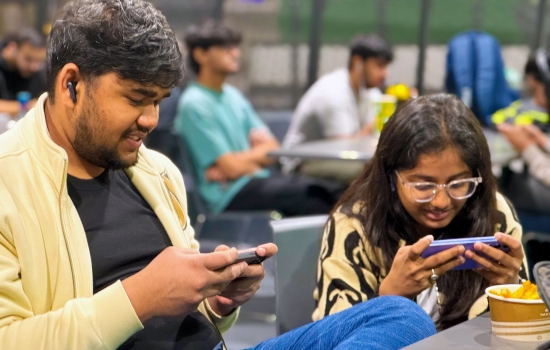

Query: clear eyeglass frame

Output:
[395, 171, 483, 203]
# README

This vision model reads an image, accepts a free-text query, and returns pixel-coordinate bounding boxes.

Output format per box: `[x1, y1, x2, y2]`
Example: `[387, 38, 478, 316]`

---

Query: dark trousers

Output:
[225, 174, 347, 217]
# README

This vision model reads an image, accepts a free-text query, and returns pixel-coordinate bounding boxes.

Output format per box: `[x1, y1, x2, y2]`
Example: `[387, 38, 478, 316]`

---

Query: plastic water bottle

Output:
[16, 91, 32, 118]
[460, 87, 472, 108]
[0, 91, 31, 134]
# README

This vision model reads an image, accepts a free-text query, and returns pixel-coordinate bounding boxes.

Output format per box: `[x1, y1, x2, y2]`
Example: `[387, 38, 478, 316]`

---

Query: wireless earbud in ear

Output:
[67, 82, 77, 103]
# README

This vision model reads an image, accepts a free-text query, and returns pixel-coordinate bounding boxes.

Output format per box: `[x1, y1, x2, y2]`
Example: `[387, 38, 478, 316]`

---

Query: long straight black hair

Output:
[334, 94, 500, 330]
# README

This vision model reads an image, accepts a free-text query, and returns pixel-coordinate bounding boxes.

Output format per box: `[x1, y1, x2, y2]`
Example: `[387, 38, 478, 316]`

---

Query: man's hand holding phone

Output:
[208, 243, 278, 316]
[121, 247, 249, 323]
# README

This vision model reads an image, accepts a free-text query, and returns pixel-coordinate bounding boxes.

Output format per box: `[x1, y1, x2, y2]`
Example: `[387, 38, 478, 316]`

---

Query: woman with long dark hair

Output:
[313, 94, 528, 330]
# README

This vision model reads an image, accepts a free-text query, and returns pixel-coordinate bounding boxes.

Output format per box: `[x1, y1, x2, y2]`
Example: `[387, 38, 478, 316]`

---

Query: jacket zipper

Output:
[59, 158, 77, 298]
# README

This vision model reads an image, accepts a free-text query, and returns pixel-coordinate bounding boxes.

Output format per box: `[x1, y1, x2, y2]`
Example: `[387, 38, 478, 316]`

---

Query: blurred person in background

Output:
[498, 123, 550, 186]
[281, 34, 393, 183]
[492, 51, 549, 130]
[175, 20, 346, 217]
[497, 49, 550, 187]
[0, 28, 46, 117]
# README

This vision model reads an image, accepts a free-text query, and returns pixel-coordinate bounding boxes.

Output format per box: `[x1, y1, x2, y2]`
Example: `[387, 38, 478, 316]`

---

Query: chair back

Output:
[258, 110, 293, 143]
[272, 215, 327, 335]
[171, 134, 209, 221]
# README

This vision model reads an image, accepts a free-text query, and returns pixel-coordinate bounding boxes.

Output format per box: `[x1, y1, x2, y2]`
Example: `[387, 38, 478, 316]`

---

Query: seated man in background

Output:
[0, 28, 46, 117]
[176, 20, 345, 216]
[281, 34, 393, 183]
[492, 51, 549, 129]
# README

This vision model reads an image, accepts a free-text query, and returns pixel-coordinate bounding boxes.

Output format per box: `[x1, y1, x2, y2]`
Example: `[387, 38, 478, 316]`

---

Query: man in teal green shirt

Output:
[177, 82, 272, 213]
[175, 21, 344, 215]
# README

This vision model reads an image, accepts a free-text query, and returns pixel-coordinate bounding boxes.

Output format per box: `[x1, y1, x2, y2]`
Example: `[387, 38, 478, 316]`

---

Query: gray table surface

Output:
[402, 313, 547, 349]
[270, 130, 518, 167]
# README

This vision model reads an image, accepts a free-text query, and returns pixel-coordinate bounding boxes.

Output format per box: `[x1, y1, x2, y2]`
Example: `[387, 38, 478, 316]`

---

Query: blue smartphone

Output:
[420, 237, 510, 270]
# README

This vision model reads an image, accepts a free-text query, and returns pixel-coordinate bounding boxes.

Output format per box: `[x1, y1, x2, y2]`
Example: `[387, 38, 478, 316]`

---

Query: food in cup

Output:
[488, 280, 541, 300]
[486, 283, 550, 342]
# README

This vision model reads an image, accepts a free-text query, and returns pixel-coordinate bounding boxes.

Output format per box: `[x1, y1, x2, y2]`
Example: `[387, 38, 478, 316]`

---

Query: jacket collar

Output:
[19, 93, 185, 247]
[19, 93, 161, 186]
[19, 93, 69, 192]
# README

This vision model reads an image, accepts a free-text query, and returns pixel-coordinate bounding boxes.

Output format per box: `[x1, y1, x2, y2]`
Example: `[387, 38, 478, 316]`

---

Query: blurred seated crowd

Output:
[0, 0, 549, 349]
[0, 28, 46, 120]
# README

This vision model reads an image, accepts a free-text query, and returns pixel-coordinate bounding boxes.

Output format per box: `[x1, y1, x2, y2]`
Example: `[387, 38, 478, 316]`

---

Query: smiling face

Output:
[396, 146, 473, 235]
[70, 72, 170, 170]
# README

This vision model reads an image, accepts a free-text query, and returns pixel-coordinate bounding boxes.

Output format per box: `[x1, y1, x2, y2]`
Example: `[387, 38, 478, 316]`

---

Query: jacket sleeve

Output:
[522, 144, 550, 187]
[162, 154, 239, 332]
[0, 208, 142, 349]
[312, 212, 382, 321]
[162, 152, 200, 251]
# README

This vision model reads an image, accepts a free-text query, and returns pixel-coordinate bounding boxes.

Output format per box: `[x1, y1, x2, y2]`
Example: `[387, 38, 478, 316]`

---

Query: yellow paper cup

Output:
[486, 284, 550, 342]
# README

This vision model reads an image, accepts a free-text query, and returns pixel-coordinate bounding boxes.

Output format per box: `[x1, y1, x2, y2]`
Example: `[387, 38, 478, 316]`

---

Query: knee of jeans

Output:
[371, 296, 431, 319]
[373, 296, 435, 332]
[370, 295, 416, 308]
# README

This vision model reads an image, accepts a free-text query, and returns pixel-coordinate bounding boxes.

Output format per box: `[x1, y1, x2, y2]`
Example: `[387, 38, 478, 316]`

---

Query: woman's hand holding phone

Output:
[465, 232, 524, 285]
[378, 235, 465, 299]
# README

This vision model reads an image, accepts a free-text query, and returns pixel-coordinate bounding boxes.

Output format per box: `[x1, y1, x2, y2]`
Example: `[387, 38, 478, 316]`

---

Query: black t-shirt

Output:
[0, 54, 46, 100]
[67, 169, 222, 350]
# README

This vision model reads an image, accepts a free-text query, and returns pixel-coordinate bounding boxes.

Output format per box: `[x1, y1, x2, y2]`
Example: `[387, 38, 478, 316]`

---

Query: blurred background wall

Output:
[1, 0, 545, 108]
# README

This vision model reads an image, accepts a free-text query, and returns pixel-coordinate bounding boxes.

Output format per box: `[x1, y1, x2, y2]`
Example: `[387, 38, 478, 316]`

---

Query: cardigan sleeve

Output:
[313, 211, 385, 321]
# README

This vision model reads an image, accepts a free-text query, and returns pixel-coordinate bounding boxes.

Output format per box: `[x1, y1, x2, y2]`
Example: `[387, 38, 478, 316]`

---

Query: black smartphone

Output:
[234, 249, 266, 265]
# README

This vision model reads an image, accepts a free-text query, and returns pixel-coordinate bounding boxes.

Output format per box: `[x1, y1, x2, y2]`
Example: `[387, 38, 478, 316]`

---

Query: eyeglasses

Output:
[395, 172, 482, 203]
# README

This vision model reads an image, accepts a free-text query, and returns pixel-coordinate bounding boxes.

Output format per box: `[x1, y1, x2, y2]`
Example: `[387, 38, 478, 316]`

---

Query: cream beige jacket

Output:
[0, 94, 237, 349]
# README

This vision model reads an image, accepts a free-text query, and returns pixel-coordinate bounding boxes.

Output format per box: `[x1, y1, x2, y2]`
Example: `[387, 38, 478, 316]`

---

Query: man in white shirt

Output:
[282, 34, 393, 182]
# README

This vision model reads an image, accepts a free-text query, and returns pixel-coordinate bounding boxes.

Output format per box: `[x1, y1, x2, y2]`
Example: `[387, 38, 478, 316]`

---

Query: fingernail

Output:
[465, 251, 473, 258]
[494, 232, 502, 239]
[257, 247, 266, 255]
[426, 235, 434, 243]
[458, 245, 465, 253]
[459, 256, 466, 263]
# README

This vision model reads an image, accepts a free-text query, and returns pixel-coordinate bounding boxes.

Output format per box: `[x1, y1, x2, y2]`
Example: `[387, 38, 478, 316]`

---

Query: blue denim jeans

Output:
[246, 296, 436, 350]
